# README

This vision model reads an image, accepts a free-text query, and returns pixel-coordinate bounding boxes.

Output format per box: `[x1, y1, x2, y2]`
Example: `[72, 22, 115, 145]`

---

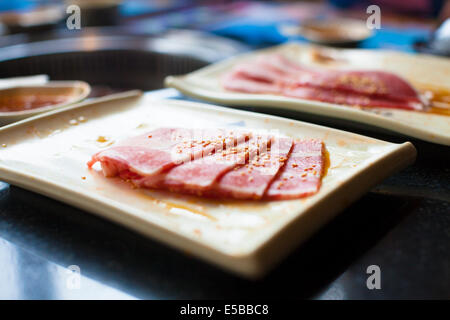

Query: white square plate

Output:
[165, 43, 450, 146]
[0, 91, 416, 278]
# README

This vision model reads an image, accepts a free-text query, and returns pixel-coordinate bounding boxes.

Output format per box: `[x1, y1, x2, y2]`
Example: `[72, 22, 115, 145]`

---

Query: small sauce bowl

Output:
[0, 81, 91, 126]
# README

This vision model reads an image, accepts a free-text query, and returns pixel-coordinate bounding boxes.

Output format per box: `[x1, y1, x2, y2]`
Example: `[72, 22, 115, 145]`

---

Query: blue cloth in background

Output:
[120, 0, 191, 17]
[123, 1, 431, 52]
[208, 19, 429, 52]
[360, 27, 430, 51]
[207, 19, 291, 46]
[0, 0, 35, 12]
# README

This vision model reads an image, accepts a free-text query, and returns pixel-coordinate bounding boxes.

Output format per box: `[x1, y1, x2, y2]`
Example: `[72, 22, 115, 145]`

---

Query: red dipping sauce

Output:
[0, 85, 75, 113]
[0, 94, 70, 112]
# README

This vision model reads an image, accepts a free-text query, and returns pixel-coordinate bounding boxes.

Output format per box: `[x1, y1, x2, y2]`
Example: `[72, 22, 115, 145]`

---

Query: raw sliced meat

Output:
[87, 127, 186, 177]
[87, 127, 252, 178]
[222, 72, 281, 94]
[283, 86, 423, 111]
[228, 62, 287, 84]
[88, 127, 327, 201]
[222, 53, 425, 111]
[255, 53, 305, 74]
[221, 54, 302, 94]
[265, 140, 325, 200]
[286, 70, 423, 108]
[211, 136, 293, 200]
[135, 134, 273, 195]
[222, 55, 301, 92]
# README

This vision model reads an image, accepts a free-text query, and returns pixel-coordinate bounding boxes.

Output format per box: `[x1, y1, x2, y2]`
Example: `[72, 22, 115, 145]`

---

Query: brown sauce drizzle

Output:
[322, 147, 331, 179]
[417, 85, 450, 116]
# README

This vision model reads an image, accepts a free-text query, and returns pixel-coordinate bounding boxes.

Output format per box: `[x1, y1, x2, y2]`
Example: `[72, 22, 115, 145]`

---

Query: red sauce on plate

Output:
[0, 94, 70, 112]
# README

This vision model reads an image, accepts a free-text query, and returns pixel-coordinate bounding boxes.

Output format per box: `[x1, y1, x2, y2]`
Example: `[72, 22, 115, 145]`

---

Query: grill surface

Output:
[0, 29, 247, 92]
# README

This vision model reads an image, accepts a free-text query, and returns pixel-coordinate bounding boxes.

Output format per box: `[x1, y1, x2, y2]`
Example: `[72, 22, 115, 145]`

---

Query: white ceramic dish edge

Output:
[165, 43, 450, 146]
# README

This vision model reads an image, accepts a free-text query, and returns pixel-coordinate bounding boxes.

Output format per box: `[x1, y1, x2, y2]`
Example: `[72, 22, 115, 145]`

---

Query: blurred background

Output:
[0, 1, 449, 301]
[0, 0, 448, 96]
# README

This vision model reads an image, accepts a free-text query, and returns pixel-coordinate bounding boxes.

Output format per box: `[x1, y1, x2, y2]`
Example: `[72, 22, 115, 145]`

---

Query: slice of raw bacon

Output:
[211, 136, 293, 200]
[87, 127, 252, 178]
[265, 140, 325, 200]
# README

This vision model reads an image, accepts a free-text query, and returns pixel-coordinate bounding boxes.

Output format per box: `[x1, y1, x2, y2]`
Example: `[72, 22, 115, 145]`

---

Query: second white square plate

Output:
[165, 43, 450, 145]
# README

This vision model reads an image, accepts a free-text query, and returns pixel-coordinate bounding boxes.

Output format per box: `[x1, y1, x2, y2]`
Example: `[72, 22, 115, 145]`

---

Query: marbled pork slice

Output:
[211, 136, 293, 200]
[283, 86, 422, 110]
[134, 132, 258, 193]
[87, 127, 252, 177]
[265, 140, 325, 200]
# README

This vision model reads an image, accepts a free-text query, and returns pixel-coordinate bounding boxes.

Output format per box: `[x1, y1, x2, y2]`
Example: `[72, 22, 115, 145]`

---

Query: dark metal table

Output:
[0, 88, 448, 300]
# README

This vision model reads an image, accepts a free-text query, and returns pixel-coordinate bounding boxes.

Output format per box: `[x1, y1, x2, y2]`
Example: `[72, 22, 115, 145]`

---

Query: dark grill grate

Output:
[0, 50, 208, 91]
